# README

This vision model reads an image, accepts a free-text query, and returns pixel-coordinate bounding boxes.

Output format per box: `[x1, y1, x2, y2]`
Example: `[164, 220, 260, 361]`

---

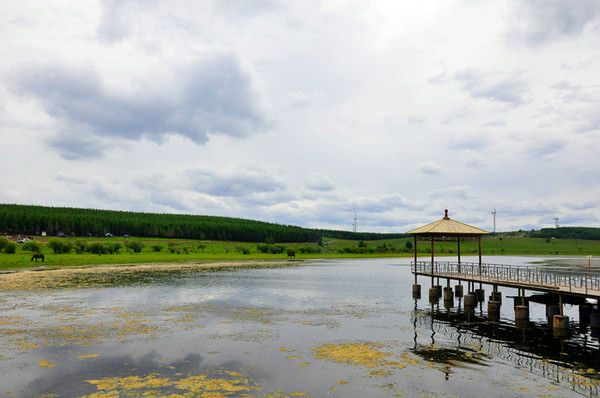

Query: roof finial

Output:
[444, 209, 450, 220]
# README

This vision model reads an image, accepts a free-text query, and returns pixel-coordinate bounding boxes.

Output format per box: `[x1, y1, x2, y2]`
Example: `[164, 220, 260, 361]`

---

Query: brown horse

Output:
[31, 253, 45, 262]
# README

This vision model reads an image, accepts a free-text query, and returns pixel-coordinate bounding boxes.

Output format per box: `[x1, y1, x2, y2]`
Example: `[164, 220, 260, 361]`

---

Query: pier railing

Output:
[412, 261, 600, 296]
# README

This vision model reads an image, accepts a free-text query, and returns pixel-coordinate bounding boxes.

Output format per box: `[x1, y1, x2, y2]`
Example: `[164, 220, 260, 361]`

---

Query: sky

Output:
[1, 0, 600, 234]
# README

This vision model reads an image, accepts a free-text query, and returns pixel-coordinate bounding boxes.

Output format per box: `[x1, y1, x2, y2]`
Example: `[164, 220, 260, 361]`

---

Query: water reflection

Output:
[412, 296, 600, 397]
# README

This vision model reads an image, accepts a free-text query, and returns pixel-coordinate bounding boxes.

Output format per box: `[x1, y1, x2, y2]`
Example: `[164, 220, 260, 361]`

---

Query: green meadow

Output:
[1, 234, 600, 270]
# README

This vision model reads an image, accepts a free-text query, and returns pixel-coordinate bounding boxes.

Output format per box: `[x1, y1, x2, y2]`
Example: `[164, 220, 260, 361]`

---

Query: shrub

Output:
[22, 240, 42, 253]
[127, 241, 145, 253]
[87, 242, 107, 255]
[74, 240, 87, 254]
[241, 247, 250, 255]
[105, 242, 122, 254]
[268, 245, 285, 254]
[3, 242, 16, 254]
[151, 244, 163, 252]
[0, 237, 7, 251]
[48, 239, 73, 254]
[198, 243, 207, 252]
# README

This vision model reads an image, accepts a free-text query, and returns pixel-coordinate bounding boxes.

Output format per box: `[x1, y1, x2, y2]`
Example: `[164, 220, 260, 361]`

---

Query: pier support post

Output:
[553, 315, 569, 338]
[553, 315, 569, 329]
[443, 287, 453, 301]
[464, 293, 477, 307]
[490, 291, 502, 304]
[475, 288, 485, 302]
[488, 300, 501, 321]
[515, 305, 529, 321]
[429, 287, 440, 304]
[434, 285, 442, 297]
[455, 284, 463, 297]
[412, 284, 421, 299]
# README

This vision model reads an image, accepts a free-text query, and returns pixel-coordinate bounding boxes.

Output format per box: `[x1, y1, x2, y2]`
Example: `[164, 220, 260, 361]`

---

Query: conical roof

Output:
[407, 209, 489, 237]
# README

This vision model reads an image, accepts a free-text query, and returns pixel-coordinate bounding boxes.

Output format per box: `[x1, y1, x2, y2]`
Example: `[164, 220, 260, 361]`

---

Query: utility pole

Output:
[491, 206, 496, 233]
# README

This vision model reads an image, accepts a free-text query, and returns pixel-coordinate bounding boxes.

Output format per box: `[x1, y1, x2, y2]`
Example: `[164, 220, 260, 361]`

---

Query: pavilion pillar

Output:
[414, 236, 418, 284]
[431, 237, 434, 287]
[457, 238, 461, 273]
[478, 236, 483, 289]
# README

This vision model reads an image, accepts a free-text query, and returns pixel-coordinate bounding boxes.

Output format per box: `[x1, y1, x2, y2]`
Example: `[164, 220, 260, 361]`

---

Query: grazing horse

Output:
[31, 253, 45, 262]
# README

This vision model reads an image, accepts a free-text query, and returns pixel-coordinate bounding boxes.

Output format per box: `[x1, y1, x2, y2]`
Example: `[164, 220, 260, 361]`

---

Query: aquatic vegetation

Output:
[82, 373, 262, 397]
[312, 342, 396, 368]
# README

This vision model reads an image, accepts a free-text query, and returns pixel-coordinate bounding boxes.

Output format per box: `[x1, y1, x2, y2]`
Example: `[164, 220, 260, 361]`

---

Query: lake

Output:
[0, 257, 599, 397]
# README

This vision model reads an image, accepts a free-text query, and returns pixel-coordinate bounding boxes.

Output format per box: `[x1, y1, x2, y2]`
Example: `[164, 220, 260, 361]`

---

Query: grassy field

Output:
[1, 234, 600, 271]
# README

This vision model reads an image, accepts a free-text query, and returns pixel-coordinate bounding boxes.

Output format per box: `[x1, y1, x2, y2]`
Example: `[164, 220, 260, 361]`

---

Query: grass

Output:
[2, 235, 600, 271]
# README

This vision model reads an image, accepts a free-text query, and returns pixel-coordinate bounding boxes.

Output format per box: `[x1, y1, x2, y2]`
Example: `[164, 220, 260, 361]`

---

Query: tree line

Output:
[531, 227, 600, 241]
[0, 204, 406, 243]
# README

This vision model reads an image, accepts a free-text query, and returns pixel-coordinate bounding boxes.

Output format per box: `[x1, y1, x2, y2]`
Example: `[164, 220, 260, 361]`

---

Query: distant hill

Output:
[531, 227, 600, 241]
[0, 204, 407, 243]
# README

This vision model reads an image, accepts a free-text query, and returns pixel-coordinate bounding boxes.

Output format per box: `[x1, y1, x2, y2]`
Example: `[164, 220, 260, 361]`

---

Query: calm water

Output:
[1, 257, 599, 397]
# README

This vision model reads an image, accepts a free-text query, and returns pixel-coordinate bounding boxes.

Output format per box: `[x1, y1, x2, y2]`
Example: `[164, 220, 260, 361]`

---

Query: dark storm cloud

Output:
[454, 69, 529, 106]
[9, 55, 270, 160]
[510, 0, 600, 46]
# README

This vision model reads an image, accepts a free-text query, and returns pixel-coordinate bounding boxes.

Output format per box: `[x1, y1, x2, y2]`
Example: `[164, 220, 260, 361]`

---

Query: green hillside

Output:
[0, 204, 406, 243]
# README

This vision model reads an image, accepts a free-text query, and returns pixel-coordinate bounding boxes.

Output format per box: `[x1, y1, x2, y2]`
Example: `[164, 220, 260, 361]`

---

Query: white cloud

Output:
[0, 0, 599, 233]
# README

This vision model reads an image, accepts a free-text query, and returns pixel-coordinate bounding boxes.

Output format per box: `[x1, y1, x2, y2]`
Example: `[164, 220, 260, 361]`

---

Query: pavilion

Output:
[408, 209, 490, 295]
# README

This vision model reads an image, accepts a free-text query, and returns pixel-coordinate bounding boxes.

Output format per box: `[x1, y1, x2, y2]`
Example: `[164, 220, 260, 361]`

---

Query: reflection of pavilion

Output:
[411, 304, 600, 396]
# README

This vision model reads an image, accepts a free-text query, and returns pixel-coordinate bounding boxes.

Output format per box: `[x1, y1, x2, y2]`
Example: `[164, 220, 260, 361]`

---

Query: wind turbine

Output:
[491, 206, 496, 233]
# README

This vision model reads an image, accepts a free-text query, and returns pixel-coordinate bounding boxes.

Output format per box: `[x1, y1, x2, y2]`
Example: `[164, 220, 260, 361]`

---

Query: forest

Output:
[0, 204, 406, 243]
[531, 227, 600, 241]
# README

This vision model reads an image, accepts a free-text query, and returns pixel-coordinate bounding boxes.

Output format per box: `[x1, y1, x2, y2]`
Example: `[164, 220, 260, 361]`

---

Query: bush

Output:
[74, 240, 87, 254]
[87, 242, 107, 255]
[268, 245, 285, 254]
[241, 247, 250, 255]
[48, 239, 73, 254]
[0, 237, 7, 251]
[151, 244, 163, 252]
[105, 242, 122, 254]
[3, 242, 16, 254]
[127, 241, 145, 253]
[22, 240, 42, 253]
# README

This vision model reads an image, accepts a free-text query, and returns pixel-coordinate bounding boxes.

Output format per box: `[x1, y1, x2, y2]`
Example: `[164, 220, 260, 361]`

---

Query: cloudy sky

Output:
[1, 0, 600, 233]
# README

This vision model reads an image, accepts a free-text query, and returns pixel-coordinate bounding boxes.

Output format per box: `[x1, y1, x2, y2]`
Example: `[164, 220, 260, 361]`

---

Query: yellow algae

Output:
[312, 343, 392, 368]
[39, 360, 56, 367]
[337, 381, 348, 385]
[286, 356, 302, 360]
[299, 362, 309, 367]
[84, 373, 262, 397]
[290, 393, 307, 396]
[278, 347, 288, 351]
[77, 354, 99, 359]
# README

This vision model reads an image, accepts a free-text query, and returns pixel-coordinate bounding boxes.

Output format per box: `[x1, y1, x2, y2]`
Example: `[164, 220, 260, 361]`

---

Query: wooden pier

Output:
[412, 260, 600, 299]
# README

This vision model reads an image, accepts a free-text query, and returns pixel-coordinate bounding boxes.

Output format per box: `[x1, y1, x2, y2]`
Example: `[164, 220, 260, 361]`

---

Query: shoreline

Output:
[0, 259, 306, 291]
